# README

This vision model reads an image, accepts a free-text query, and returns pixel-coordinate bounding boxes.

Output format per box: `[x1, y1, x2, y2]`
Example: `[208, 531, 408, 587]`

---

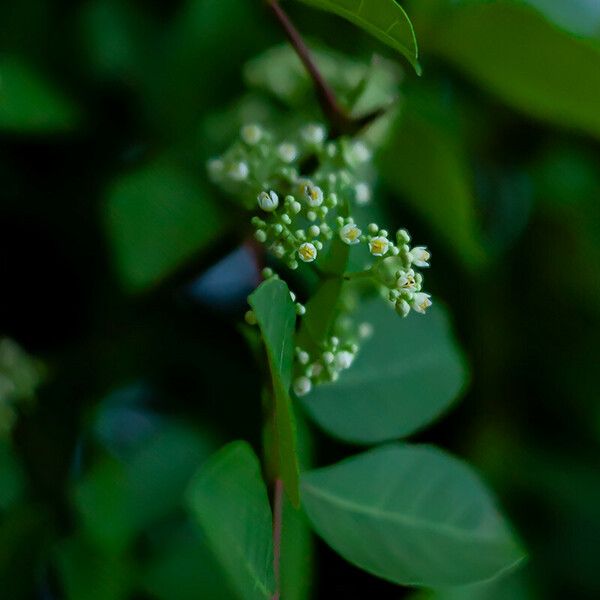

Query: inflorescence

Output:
[209, 122, 432, 396]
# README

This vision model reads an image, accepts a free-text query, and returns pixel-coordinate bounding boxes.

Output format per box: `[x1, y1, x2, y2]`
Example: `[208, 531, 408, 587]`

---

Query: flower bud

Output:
[257, 190, 279, 212]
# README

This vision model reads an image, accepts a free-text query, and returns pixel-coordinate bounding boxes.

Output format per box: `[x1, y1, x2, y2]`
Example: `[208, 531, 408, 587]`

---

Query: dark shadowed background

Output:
[1, 0, 600, 598]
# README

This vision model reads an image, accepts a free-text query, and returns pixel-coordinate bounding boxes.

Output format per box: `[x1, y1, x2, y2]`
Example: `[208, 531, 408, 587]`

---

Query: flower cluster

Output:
[210, 122, 433, 396]
[292, 320, 373, 397]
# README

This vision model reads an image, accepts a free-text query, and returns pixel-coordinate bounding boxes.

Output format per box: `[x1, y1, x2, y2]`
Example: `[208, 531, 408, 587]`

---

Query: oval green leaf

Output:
[296, 0, 420, 73]
[186, 441, 275, 600]
[249, 279, 301, 506]
[300, 300, 468, 444]
[302, 444, 526, 587]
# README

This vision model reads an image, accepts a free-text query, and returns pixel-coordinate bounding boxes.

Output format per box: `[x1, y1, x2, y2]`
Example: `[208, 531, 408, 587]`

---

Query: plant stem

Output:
[266, 0, 380, 136]
[271, 478, 284, 600]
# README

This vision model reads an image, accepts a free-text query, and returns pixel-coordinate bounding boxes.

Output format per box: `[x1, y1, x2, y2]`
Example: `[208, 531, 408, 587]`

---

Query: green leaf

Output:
[302, 444, 525, 587]
[429, 2, 600, 139]
[104, 160, 226, 292]
[301, 300, 467, 443]
[0, 56, 80, 133]
[379, 90, 487, 269]
[139, 522, 235, 600]
[409, 568, 534, 600]
[249, 279, 301, 506]
[186, 441, 275, 600]
[296, 0, 420, 73]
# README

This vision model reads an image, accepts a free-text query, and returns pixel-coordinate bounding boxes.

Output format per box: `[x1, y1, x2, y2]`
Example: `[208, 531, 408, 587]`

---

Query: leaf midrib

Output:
[302, 482, 507, 545]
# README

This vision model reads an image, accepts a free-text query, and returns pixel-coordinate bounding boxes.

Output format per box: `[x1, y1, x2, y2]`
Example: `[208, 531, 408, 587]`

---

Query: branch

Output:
[266, 0, 379, 137]
[271, 478, 284, 600]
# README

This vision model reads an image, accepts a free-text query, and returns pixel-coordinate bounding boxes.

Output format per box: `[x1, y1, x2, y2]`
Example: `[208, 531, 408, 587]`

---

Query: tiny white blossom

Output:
[355, 183, 371, 206]
[396, 299, 411, 318]
[304, 184, 324, 207]
[293, 376, 312, 397]
[241, 124, 263, 145]
[396, 269, 416, 291]
[308, 225, 320, 238]
[335, 350, 354, 370]
[307, 362, 323, 378]
[411, 292, 432, 314]
[272, 243, 285, 258]
[297, 350, 309, 365]
[277, 142, 298, 163]
[358, 322, 373, 339]
[322, 351, 335, 365]
[301, 123, 326, 145]
[369, 236, 390, 257]
[207, 158, 224, 178]
[254, 230, 267, 243]
[298, 242, 318, 263]
[410, 246, 431, 267]
[339, 223, 362, 245]
[228, 161, 249, 181]
[349, 140, 371, 163]
[257, 190, 279, 212]
[397, 229, 411, 244]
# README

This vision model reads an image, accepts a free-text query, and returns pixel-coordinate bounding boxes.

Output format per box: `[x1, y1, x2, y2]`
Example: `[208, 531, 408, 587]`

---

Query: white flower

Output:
[228, 161, 249, 181]
[409, 246, 431, 267]
[293, 376, 312, 397]
[272, 243, 285, 258]
[277, 142, 297, 163]
[304, 184, 324, 207]
[349, 140, 371, 163]
[295, 177, 311, 197]
[396, 299, 411, 318]
[396, 269, 416, 291]
[307, 362, 323, 378]
[207, 158, 224, 178]
[301, 123, 326, 145]
[308, 225, 320, 238]
[257, 190, 279, 212]
[354, 183, 371, 205]
[297, 350, 309, 365]
[322, 352, 335, 365]
[339, 223, 362, 245]
[369, 236, 390, 257]
[411, 292, 432, 314]
[298, 242, 318, 263]
[241, 124, 263, 145]
[358, 322, 373, 339]
[335, 350, 354, 370]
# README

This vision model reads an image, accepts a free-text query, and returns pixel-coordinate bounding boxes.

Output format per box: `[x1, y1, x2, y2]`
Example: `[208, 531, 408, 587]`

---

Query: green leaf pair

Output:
[188, 441, 524, 596]
[188, 277, 525, 594]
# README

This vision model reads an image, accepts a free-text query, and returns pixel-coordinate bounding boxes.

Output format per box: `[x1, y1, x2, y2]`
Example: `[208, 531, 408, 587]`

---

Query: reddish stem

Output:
[267, 0, 362, 137]
[271, 478, 284, 600]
